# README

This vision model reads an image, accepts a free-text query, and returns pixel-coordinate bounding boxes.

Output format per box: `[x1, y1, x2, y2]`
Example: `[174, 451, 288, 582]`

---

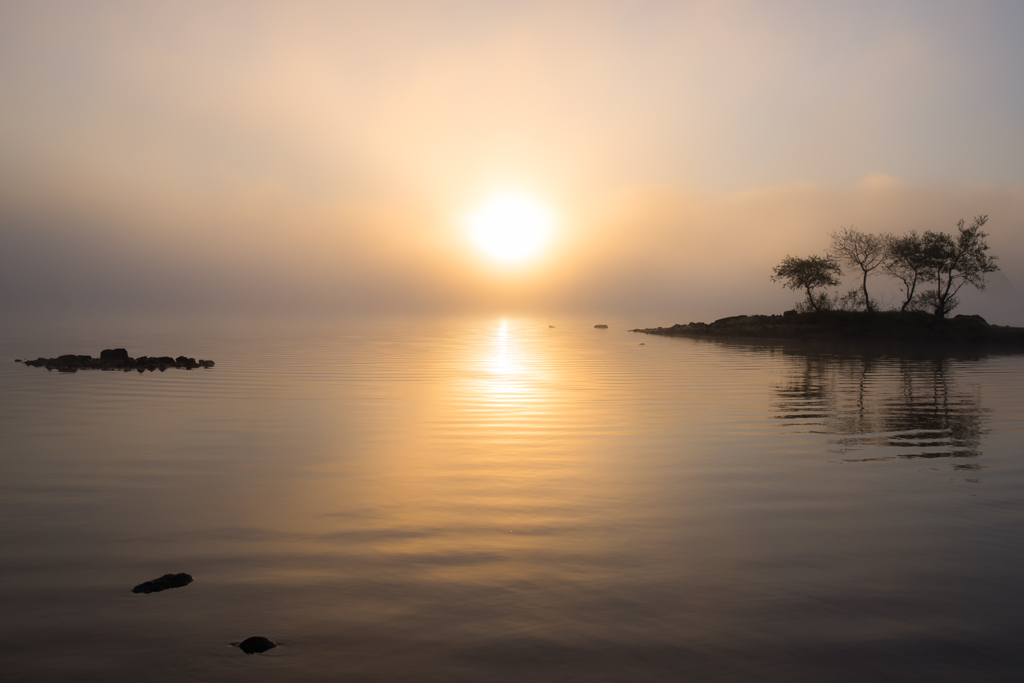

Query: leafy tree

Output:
[828, 227, 888, 312]
[771, 255, 842, 312]
[884, 231, 931, 312]
[918, 216, 998, 318]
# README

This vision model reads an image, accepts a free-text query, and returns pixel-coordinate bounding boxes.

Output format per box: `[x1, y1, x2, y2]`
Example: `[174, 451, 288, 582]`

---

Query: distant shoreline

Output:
[632, 310, 1024, 347]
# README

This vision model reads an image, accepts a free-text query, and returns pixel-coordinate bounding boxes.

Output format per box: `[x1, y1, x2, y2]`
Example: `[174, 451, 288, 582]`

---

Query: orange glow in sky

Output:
[1, 2, 1023, 322]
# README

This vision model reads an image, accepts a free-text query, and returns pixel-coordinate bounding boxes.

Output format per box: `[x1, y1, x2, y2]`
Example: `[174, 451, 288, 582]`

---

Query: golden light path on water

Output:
[334, 317, 659, 599]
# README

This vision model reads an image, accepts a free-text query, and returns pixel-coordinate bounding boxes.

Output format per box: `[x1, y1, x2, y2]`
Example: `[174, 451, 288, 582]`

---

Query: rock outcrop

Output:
[632, 310, 1024, 346]
[20, 349, 215, 373]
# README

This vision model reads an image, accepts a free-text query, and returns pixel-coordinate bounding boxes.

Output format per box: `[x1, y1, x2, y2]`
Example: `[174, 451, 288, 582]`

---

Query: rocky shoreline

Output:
[16, 348, 215, 373]
[632, 310, 1024, 346]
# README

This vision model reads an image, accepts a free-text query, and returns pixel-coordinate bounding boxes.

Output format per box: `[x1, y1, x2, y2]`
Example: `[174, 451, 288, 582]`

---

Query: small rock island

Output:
[633, 310, 1024, 346]
[132, 573, 194, 594]
[18, 348, 215, 373]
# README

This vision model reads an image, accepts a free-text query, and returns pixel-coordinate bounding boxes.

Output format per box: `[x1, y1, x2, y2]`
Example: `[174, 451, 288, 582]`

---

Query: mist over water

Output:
[2, 317, 1022, 682]
[3, 181, 1023, 325]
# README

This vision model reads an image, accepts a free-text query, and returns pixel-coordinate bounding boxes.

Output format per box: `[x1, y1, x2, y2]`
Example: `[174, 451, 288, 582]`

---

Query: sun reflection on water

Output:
[485, 319, 517, 376]
[474, 318, 548, 413]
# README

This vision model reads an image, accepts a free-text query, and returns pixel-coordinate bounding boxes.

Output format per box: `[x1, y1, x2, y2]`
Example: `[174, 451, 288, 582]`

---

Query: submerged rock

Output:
[132, 573, 194, 594]
[237, 636, 276, 654]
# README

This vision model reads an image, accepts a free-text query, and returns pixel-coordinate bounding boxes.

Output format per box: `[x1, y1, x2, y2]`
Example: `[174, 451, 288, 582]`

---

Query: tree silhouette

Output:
[771, 255, 842, 312]
[829, 227, 887, 312]
[918, 216, 998, 318]
[884, 231, 931, 312]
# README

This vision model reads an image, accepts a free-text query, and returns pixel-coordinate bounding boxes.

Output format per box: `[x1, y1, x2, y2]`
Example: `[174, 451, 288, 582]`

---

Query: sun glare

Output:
[468, 192, 554, 264]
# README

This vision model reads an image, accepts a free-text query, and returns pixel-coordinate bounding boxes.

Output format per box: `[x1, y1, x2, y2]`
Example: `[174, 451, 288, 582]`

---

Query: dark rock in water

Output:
[20, 349, 215, 373]
[101, 348, 130, 362]
[14, 359, 22, 362]
[132, 573, 193, 594]
[237, 636, 276, 654]
[594, 324, 608, 329]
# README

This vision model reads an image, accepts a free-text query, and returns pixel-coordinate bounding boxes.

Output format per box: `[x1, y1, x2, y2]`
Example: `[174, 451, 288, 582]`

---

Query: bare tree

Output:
[828, 227, 888, 313]
[884, 231, 930, 311]
[918, 216, 998, 318]
[771, 255, 842, 312]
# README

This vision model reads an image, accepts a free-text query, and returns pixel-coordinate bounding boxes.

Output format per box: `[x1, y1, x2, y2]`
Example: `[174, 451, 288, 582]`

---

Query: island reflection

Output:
[769, 344, 989, 463]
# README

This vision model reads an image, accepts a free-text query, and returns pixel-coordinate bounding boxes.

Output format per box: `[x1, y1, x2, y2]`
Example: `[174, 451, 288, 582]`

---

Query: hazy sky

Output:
[2, 1, 1023, 323]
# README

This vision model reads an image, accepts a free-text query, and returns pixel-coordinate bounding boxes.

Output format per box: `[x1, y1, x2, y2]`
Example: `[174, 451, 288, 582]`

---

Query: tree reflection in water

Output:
[771, 346, 989, 463]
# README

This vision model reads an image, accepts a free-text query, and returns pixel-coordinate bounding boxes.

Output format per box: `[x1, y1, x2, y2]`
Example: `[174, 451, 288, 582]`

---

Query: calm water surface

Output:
[1, 317, 1022, 682]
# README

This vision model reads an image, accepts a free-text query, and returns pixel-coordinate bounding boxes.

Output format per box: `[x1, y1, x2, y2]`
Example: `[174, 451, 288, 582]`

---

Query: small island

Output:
[17, 348, 215, 373]
[636, 216, 1024, 347]
[633, 310, 1024, 346]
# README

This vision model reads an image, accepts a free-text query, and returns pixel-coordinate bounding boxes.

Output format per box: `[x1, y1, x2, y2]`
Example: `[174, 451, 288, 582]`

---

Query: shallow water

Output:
[1, 317, 1023, 682]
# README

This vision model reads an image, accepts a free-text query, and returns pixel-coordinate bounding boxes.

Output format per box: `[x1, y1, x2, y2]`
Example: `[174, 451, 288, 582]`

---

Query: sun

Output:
[467, 192, 554, 264]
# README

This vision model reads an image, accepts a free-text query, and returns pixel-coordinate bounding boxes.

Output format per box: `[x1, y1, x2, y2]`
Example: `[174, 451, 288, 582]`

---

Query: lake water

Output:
[1, 316, 1023, 682]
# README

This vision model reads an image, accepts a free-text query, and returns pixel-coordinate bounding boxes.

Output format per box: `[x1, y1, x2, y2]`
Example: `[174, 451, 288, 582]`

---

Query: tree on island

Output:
[918, 215, 999, 318]
[771, 255, 842, 312]
[828, 227, 887, 312]
[884, 231, 931, 311]
[769, 215, 998, 318]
